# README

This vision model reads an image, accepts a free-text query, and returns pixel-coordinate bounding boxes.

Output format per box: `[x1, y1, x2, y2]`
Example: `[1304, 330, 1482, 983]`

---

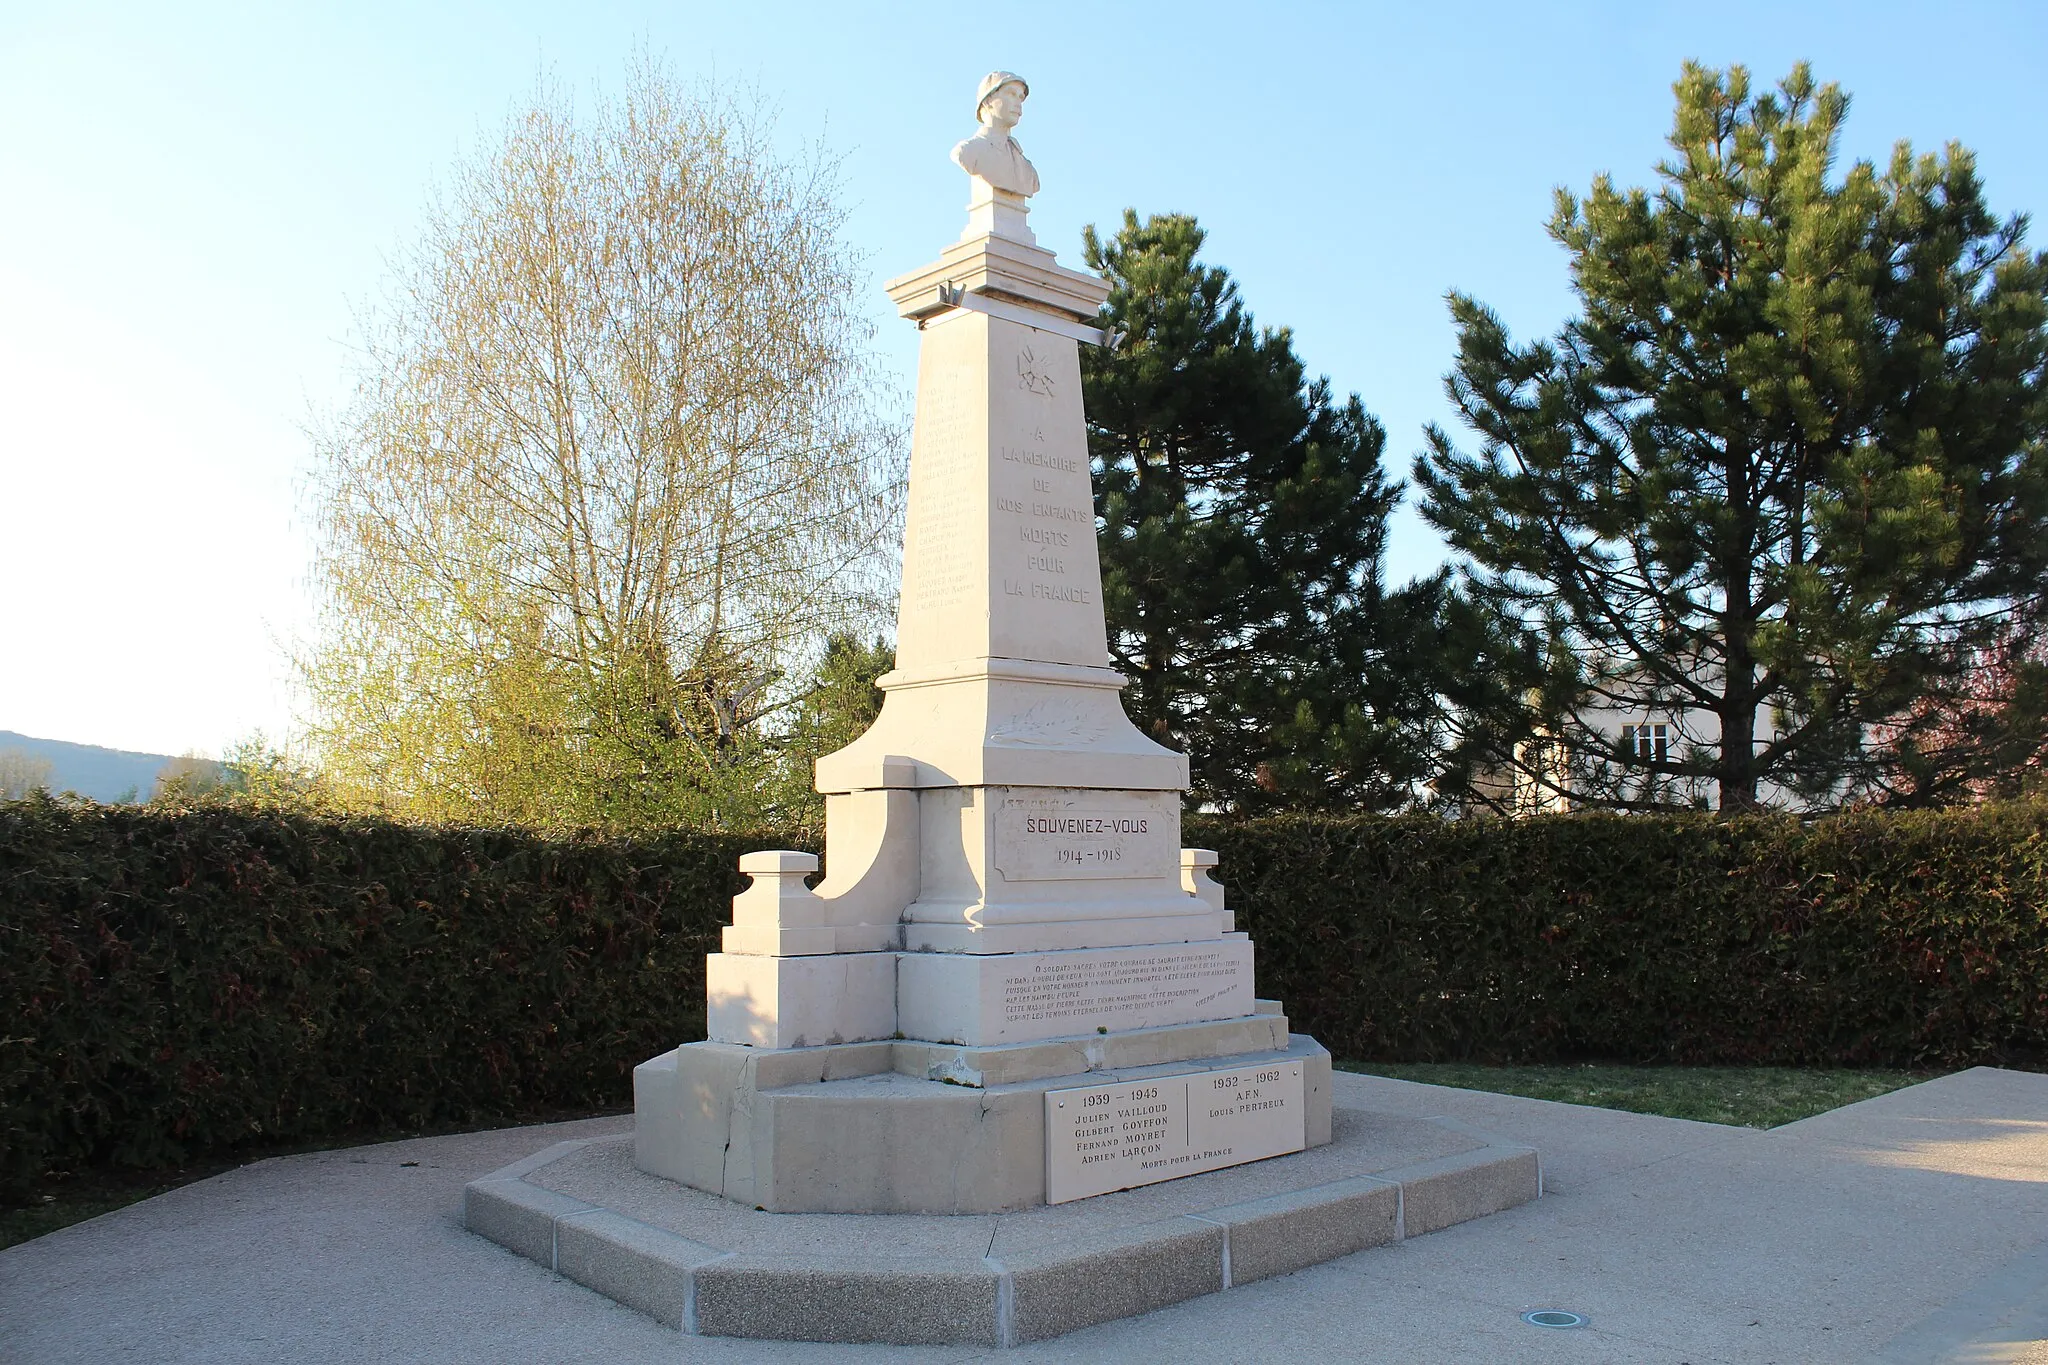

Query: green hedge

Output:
[0, 793, 813, 1200]
[4, 796, 2044, 1198]
[1195, 804, 2048, 1070]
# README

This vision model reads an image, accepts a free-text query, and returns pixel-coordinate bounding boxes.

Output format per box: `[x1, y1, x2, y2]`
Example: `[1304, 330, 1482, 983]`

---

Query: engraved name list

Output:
[1045, 1062, 1307, 1203]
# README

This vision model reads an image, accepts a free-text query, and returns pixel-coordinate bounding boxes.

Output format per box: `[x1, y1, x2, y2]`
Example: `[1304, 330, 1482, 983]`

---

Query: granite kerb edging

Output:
[460, 1115, 1542, 1347]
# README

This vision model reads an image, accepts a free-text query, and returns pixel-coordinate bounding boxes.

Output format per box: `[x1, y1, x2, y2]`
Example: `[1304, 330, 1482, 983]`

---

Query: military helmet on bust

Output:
[975, 70, 1028, 118]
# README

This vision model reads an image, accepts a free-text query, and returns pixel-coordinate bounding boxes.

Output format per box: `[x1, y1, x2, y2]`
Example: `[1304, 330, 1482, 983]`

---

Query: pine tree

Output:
[758, 634, 894, 826]
[1082, 212, 1461, 811]
[1416, 64, 2048, 811]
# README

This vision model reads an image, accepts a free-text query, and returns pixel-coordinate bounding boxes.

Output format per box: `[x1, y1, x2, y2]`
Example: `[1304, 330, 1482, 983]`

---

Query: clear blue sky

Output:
[3, 1, 2044, 756]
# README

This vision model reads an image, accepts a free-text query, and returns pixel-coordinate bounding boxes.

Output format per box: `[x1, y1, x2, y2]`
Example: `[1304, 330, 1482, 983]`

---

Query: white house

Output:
[1472, 686, 1819, 814]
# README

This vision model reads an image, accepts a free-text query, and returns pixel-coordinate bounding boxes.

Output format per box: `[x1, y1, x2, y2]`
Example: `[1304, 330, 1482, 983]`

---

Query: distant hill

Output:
[0, 730, 198, 803]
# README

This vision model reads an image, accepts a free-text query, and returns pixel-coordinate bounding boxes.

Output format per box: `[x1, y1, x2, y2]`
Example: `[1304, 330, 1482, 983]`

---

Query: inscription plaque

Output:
[993, 942, 1250, 1040]
[994, 791, 1176, 881]
[895, 940, 1256, 1046]
[903, 379, 977, 619]
[1045, 1061, 1306, 1203]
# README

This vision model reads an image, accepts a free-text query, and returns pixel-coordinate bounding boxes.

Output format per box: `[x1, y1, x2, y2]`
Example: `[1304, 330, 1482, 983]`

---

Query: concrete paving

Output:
[3, 1066, 2044, 1363]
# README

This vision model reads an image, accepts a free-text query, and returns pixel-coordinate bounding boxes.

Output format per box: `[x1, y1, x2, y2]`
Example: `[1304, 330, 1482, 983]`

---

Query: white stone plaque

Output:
[995, 943, 1248, 1036]
[1044, 1061, 1306, 1204]
[993, 790, 1176, 881]
[895, 939, 1256, 1045]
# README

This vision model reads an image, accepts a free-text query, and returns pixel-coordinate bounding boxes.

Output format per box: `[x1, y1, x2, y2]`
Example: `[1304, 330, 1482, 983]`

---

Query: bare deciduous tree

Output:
[0, 749, 53, 800]
[304, 62, 903, 828]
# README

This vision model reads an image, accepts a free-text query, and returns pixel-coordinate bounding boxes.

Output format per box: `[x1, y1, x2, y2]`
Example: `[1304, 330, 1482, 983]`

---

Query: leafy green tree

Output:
[777, 635, 893, 773]
[144, 735, 334, 811]
[1081, 212, 1467, 811]
[149, 753, 227, 802]
[224, 734, 331, 807]
[753, 633, 895, 825]
[1416, 63, 2048, 812]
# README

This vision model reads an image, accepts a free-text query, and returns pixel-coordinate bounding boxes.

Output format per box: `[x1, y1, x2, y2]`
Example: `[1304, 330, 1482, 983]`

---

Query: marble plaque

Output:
[993, 790, 1176, 881]
[1044, 1061, 1306, 1203]
[895, 939, 1256, 1045]
[992, 941, 1250, 1041]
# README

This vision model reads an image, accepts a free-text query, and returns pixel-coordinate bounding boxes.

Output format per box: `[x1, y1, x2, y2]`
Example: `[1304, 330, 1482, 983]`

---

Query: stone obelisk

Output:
[815, 69, 1213, 959]
[630, 72, 1329, 1215]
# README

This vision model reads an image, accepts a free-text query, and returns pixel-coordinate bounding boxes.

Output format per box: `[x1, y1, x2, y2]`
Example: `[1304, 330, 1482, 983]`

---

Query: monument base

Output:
[466, 1095, 1542, 1346]
[633, 1015, 1329, 1214]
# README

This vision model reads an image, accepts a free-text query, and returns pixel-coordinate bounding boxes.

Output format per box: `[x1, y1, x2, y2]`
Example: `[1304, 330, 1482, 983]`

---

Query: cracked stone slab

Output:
[464, 1102, 1540, 1347]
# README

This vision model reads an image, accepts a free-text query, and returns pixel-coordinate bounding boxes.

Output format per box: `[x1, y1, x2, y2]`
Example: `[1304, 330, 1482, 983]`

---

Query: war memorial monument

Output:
[465, 72, 1540, 1347]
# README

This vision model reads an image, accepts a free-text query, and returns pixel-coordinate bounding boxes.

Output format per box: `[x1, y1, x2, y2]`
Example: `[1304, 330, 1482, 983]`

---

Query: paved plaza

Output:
[5, 1067, 2045, 1363]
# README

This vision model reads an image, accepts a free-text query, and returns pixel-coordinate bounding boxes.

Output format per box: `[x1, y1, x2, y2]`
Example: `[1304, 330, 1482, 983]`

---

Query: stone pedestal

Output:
[634, 1013, 1330, 1214]
[813, 231, 1204, 958]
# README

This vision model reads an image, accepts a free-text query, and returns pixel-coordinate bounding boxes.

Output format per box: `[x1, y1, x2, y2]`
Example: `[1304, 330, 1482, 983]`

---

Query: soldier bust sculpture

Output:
[951, 71, 1039, 242]
[952, 71, 1039, 198]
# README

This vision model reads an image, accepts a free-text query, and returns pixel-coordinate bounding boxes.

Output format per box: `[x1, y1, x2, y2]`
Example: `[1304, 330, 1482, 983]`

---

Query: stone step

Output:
[464, 1103, 1542, 1347]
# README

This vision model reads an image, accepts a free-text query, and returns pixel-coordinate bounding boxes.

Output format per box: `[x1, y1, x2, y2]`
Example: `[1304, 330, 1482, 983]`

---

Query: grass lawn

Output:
[1336, 1062, 1935, 1129]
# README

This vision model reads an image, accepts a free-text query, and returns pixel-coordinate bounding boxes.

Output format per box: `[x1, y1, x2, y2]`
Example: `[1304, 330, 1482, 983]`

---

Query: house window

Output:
[1620, 723, 1668, 763]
